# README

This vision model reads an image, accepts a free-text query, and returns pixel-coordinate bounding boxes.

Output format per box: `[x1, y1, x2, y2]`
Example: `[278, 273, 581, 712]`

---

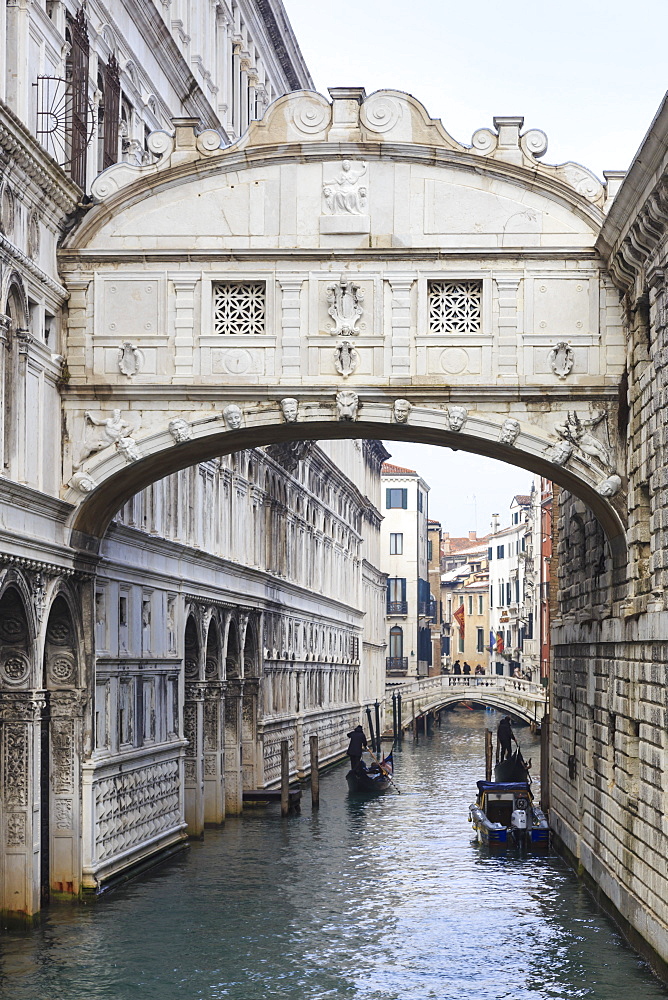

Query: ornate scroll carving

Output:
[326, 277, 364, 336]
[3, 723, 28, 806]
[333, 342, 360, 377]
[51, 719, 74, 793]
[548, 341, 575, 379]
[117, 342, 144, 377]
[6, 811, 26, 846]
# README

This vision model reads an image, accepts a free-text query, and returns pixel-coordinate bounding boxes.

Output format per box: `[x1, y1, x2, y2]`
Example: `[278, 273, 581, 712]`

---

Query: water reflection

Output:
[1, 707, 667, 1000]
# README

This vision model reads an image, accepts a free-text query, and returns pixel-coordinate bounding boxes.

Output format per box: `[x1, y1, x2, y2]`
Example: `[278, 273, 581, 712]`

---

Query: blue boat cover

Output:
[476, 781, 531, 793]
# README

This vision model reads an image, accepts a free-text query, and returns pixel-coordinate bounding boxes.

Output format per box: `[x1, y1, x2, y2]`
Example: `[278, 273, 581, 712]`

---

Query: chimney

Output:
[468, 531, 477, 541]
[491, 513, 500, 534]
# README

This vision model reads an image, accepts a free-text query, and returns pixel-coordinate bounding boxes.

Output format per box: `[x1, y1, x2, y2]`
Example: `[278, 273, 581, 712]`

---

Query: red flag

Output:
[453, 604, 465, 639]
[495, 631, 504, 652]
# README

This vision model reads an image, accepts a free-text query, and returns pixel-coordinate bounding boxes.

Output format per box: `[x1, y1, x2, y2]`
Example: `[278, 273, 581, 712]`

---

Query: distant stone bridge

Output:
[387, 674, 547, 726]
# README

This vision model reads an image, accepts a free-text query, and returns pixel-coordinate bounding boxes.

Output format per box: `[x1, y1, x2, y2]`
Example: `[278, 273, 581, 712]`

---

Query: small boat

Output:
[346, 752, 394, 793]
[469, 778, 549, 848]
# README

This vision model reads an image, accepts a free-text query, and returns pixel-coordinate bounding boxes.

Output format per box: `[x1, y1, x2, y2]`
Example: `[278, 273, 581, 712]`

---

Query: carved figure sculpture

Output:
[334, 342, 360, 377]
[116, 436, 142, 463]
[554, 410, 610, 468]
[326, 276, 364, 337]
[336, 390, 359, 421]
[77, 408, 133, 467]
[70, 471, 98, 493]
[323, 160, 367, 215]
[548, 341, 574, 379]
[168, 418, 192, 443]
[280, 398, 299, 423]
[393, 398, 412, 423]
[447, 406, 468, 432]
[117, 342, 143, 377]
[596, 473, 622, 497]
[499, 418, 520, 445]
[222, 403, 243, 430]
[547, 440, 574, 466]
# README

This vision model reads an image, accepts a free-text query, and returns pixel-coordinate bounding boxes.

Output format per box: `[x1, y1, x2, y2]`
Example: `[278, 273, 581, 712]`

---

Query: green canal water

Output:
[2, 707, 668, 1000]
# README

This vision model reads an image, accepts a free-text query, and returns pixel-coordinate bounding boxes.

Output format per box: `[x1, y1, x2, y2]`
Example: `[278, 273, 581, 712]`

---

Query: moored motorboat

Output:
[469, 779, 549, 848]
[346, 752, 394, 793]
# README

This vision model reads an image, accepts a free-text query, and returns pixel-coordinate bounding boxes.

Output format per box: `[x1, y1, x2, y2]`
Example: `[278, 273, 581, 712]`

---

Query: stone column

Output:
[0, 314, 9, 472]
[0, 691, 45, 920]
[494, 277, 521, 380]
[15, 328, 31, 484]
[183, 681, 205, 836]
[5, 0, 31, 121]
[224, 678, 243, 813]
[169, 274, 200, 383]
[47, 690, 85, 899]
[241, 677, 259, 790]
[203, 680, 224, 824]
[388, 276, 414, 380]
[277, 276, 304, 382]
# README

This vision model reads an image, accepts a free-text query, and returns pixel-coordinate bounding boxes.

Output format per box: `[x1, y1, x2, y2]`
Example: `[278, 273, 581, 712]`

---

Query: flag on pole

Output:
[495, 631, 505, 652]
[453, 604, 465, 639]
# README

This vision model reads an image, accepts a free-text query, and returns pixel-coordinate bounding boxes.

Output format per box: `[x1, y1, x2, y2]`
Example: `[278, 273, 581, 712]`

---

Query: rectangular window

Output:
[213, 282, 266, 335]
[386, 488, 407, 509]
[458, 635, 465, 653]
[390, 532, 404, 554]
[515, 579, 520, 603]
[417, 491, 423, 512]
[467, 596, 473, 615]
[489, 585, 493, 609]
[497, 544, 504, 559]
[479, 595, 484, 615]
[488, 546, 493, 559]
[119, 594, 128, 627]
[387, 578, 407, 607]
[506, 582, 512, 605]
[428, 279, 482, 334]
[427, 539, 433, 561]
[477, 628, 485, 653]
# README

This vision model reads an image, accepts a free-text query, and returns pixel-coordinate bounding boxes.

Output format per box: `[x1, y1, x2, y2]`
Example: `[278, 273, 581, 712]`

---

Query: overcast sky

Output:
[283, 0, 667, 536]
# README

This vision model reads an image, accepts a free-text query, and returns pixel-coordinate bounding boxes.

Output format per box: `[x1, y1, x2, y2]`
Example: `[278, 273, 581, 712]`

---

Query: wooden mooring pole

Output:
[310, 734, 319, 809]
[281, 740, 290, 817]
[485, 729, 493, 782]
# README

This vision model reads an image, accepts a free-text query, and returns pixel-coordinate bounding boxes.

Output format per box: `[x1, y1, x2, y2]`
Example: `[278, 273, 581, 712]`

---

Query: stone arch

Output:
[65, 414, 628, 584]
[223, 617, 243, 814]
[225, 618, 241, 679]
[40, 590, 84, 904]
[0, 580, 34, 688]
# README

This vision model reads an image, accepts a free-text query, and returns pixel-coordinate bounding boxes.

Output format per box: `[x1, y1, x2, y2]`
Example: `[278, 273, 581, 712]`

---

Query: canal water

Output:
[2, 707, 667, 1000]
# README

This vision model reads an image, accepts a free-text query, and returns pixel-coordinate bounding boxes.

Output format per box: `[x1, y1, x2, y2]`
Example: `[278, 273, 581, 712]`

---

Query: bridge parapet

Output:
[386, 674, 547, 726]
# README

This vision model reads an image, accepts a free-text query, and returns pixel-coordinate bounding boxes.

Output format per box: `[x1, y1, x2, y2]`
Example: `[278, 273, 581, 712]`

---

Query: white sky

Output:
[283, 0, 667, 536]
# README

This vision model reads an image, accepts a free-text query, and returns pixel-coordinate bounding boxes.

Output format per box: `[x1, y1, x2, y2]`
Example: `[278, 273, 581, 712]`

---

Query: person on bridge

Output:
[475, 664, 484, 675]
[497, 716, 518, 762]
[463, 662, 471, 675]
[346, 725, 368, 771]
[452, 660, 462, 675]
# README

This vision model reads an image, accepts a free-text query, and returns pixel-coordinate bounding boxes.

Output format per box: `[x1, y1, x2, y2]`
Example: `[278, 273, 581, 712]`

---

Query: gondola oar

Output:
[364, 745, 401, 794]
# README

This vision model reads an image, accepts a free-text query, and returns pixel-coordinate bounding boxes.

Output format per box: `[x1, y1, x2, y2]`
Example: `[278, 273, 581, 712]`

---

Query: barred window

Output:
[428, 280, 482, 334]
[212, 281, 265, 335]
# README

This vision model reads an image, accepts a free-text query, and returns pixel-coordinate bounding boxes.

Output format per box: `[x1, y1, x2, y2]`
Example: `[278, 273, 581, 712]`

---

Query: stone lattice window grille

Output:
[428, 280, 482, 334]
[212, 281, 266, 335]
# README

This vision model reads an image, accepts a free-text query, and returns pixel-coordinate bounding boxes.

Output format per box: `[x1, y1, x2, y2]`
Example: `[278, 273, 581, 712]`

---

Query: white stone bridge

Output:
[387, 674, 547, 728]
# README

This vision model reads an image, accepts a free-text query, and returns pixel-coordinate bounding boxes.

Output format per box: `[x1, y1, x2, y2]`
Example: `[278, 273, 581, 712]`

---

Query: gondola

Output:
[346, 752, 394, 793]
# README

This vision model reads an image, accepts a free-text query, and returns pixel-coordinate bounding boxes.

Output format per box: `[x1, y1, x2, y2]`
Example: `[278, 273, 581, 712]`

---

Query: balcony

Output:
[386, 601, 408, 615]
[386, 656, 408, 675]
[418, 599, 437, 620]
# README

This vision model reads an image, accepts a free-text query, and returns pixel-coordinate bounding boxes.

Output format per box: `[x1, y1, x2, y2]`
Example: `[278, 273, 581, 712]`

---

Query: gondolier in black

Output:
[346, 725, 368, 771]
[497, 716, 517, 762]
